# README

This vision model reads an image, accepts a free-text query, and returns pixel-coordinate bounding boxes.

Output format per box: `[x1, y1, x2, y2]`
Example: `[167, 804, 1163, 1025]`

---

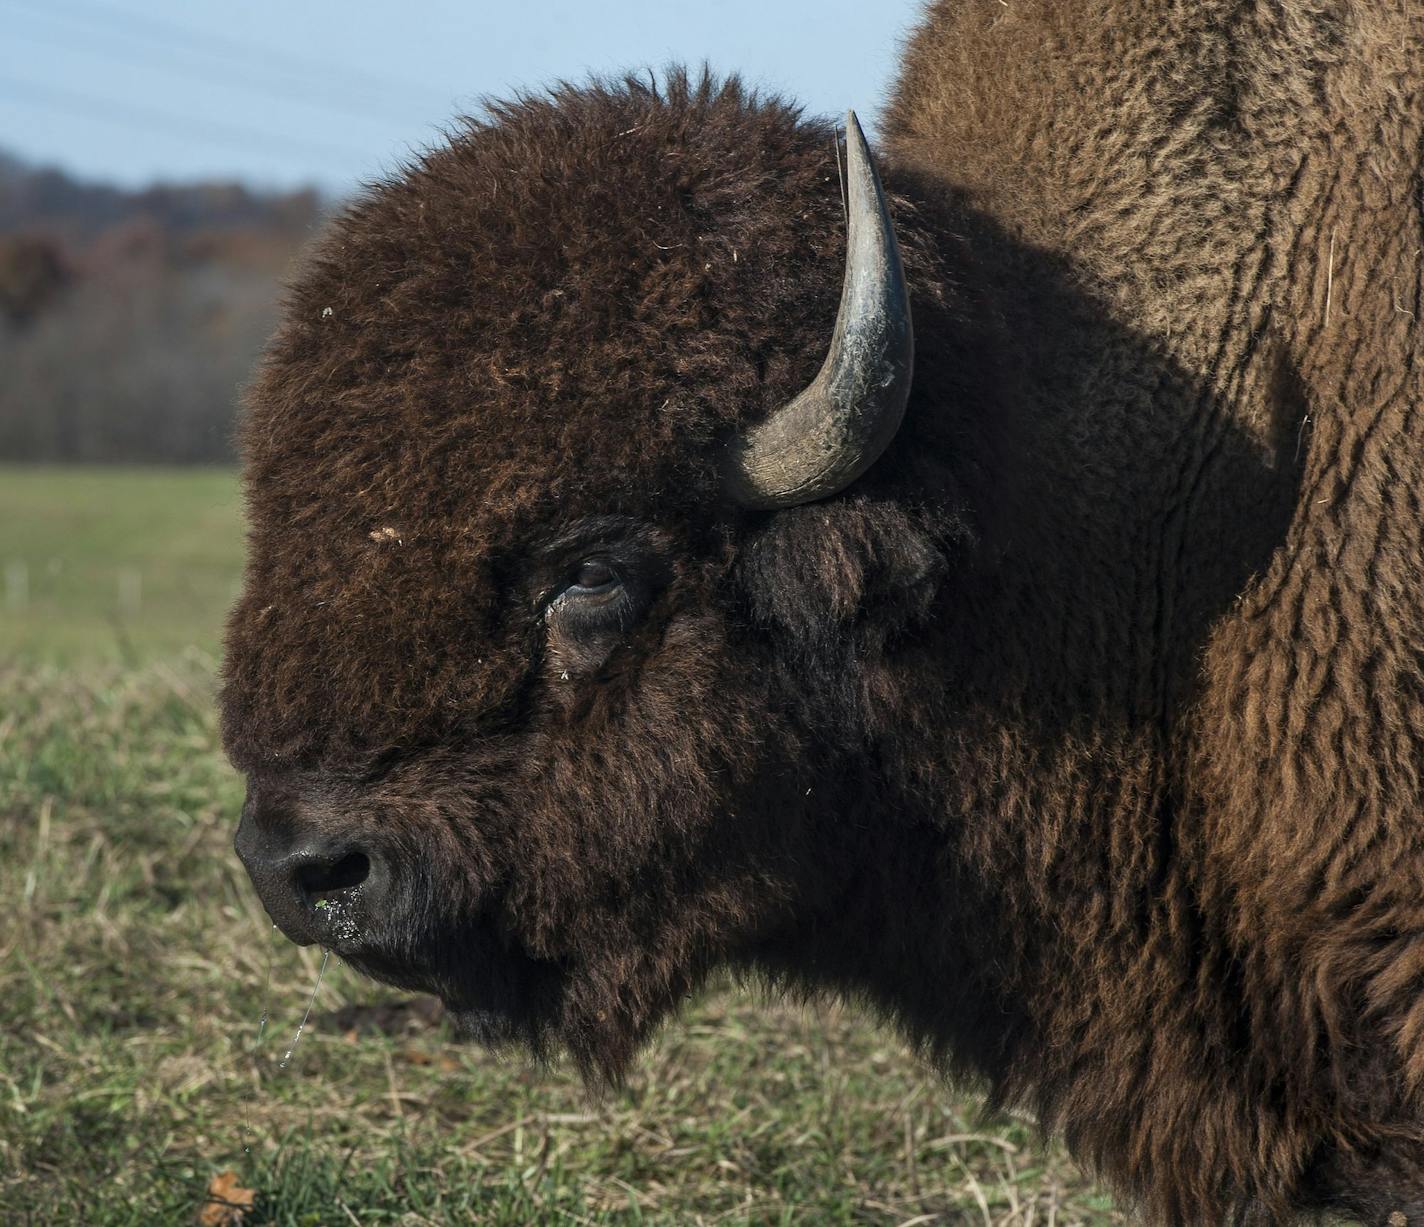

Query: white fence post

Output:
[4, 560, 28, 613]
[117, 567, 142, 616]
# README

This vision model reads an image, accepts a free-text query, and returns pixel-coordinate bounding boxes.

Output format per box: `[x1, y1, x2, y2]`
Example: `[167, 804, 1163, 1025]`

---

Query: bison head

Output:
[222, 75, 965, 1078]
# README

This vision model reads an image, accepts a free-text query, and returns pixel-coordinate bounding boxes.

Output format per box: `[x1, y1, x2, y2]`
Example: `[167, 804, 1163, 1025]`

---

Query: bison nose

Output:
[235, 795, 386, 949]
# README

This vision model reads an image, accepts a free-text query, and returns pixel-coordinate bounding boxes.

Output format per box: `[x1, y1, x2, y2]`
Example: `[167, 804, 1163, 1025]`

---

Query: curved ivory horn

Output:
[724, 111, 914, 509]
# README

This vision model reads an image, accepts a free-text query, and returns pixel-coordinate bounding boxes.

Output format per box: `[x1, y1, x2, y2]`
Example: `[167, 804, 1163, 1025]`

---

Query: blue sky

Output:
[0, 0, 927, 191]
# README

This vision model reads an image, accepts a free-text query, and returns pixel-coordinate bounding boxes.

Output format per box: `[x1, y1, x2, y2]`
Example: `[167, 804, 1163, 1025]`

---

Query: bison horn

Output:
[724, 111, 914, 509]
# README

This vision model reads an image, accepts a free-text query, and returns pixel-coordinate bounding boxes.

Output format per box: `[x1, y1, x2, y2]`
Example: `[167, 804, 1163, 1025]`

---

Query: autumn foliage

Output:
[0, 149, 320, 462]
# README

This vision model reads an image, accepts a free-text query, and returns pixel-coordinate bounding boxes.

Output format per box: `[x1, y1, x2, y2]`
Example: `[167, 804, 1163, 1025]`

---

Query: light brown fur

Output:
[882, 3, 1424, 1219]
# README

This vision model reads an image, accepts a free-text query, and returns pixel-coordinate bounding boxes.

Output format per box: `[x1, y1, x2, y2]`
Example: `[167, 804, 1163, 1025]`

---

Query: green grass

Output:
[0, 468, 1124, 1225]
[0, 466, 244, 664]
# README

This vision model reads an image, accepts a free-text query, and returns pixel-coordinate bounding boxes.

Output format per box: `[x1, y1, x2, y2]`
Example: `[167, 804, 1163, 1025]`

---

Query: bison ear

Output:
[736, 498, 946, 652]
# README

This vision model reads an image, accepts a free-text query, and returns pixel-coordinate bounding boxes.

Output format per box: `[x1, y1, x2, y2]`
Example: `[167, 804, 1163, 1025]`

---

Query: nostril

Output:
[297, 850, 371, 903]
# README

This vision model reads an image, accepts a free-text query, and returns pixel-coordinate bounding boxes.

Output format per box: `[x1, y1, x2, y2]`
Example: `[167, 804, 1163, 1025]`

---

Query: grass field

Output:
[0, 467, 1124, 1225]
[0, 467, 244, 664]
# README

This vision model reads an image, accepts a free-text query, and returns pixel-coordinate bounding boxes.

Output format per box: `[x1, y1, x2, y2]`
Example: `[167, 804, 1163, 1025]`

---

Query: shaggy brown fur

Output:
[222, 4, 1424, 1223]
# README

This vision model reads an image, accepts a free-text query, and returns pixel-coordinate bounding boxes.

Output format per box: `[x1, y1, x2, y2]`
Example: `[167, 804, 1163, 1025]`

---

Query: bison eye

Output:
[540, 539, 662, 678]
[570, 559, 618, 594]
[544, 556, 632, 627]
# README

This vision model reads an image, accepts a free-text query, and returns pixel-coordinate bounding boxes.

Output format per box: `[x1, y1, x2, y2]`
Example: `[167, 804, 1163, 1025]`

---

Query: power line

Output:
[0, 74, 380, 169]
[0, 0, 455, 113]
[4, 14, 439, 129]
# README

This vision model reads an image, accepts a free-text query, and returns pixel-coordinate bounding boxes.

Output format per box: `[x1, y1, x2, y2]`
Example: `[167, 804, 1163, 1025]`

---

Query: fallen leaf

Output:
[323, 995, 443, 1037]
[198, 1170, 255, 1226]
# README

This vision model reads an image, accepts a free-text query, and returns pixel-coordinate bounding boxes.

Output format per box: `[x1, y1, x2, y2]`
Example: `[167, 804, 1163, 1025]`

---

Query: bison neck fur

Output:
[221, 2, 1424, 1223]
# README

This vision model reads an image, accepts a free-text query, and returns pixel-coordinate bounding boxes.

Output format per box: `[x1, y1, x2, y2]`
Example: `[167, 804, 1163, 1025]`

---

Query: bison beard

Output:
[221, 4, 1424, 1225]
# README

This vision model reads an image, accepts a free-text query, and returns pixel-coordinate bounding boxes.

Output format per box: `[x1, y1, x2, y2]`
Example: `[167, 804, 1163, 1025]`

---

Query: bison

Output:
[221, 2, 1424, 1222]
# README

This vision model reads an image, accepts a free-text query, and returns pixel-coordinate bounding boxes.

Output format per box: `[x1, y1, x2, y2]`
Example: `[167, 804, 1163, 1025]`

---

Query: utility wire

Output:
[0, 74, 378, 168]
[4, 15, 441, 128]
[0, 0, 455, 112]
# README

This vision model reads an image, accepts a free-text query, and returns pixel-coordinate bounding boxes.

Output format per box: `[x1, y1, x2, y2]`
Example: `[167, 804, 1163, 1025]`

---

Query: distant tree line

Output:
[0, 150, 325, 463]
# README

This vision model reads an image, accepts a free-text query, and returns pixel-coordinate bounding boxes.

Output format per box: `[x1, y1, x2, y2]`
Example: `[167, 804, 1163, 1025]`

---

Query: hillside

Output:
[0, 152, 325, 462]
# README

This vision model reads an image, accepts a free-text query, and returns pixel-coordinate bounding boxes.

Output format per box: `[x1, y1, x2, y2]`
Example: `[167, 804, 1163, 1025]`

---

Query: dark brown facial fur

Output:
[224, 5, 1424, 1222]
